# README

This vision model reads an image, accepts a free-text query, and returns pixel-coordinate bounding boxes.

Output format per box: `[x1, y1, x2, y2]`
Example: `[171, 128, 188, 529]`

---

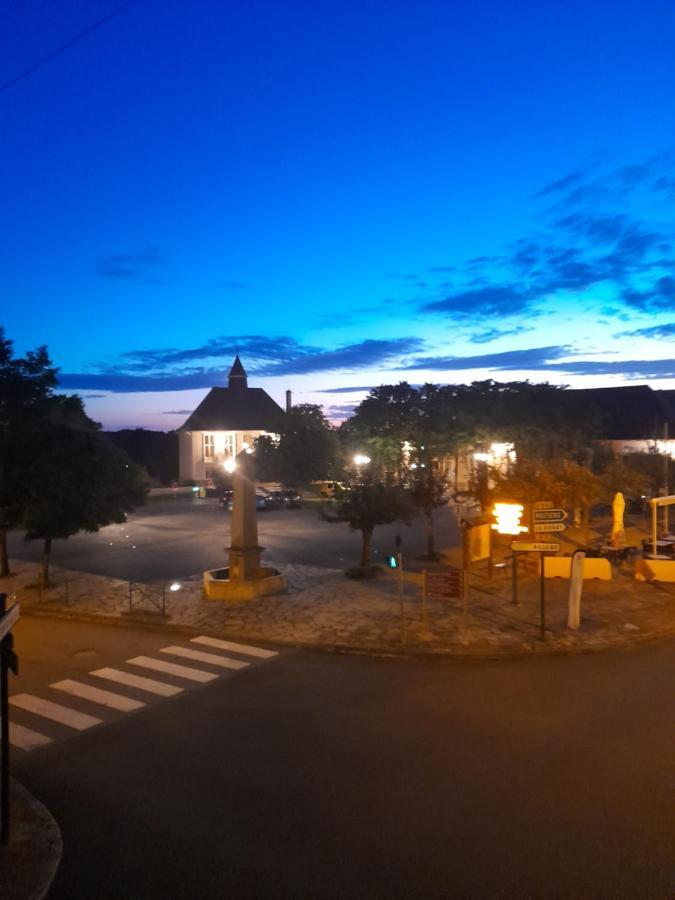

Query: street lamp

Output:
[223, 458, 237, 474]
[353, 453, 371, 466]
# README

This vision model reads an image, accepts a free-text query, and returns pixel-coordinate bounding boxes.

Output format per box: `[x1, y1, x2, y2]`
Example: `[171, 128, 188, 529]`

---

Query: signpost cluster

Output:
[501, 501, 569, 639]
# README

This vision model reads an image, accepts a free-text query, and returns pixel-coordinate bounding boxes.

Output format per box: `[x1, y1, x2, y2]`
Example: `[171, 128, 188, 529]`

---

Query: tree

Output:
[0, 328, 58, 576]
[409, 459, 450, 559]
[254, 404, 338, 489]
[343, 383, 456, 555]
[105, 429, 179, 485]
[21, 400, 147, 585]
[321, 476, 413, 573]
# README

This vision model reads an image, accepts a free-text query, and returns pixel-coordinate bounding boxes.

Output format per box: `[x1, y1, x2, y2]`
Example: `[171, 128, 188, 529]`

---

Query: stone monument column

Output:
[228, 450, 263, 581]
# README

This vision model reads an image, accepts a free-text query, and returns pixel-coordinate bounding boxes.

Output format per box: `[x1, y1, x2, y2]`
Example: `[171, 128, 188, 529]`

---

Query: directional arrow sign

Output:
[533, 522, 567, 532]
[511, 541, 560, 552]
[532, 508, 568, 522]
[533, 501, 554, 509]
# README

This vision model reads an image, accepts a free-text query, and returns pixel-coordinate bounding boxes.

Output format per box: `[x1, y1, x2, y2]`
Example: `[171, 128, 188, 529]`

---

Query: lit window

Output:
[203, 434, 215, 459]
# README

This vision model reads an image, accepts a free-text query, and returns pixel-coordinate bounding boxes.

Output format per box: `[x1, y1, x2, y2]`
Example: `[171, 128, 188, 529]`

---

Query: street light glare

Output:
[223, 458, 237, 473]
[353, 454, 371, 466]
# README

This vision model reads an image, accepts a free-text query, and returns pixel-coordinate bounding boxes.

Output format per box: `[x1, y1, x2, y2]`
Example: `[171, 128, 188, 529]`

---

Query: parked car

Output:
[222, 490, 269, 511]
[255, 492, 269, 510]
[282, 488, 302, 508]
[263, 490, 285, 510]
[313, 480, 344, 498]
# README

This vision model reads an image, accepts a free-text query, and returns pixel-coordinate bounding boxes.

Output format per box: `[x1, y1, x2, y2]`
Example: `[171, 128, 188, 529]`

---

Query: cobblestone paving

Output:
[3, 551, 674, 657]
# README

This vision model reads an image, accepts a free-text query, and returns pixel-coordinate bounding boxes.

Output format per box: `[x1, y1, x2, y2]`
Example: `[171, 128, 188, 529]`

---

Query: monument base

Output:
[203, 566, 286, 601]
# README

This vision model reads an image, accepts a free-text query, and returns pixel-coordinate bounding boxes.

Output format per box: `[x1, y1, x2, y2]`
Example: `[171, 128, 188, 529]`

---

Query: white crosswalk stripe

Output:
[10, 693, 102, 731]
[90, 667, 183, 697]
[127, 655, 218, 683]
[191, 636, 278, 658]
[160, 646, 249, 670]
[9, 638, 280, 751]
[1, 718, 52, 751]
[51, 679, 145, 712]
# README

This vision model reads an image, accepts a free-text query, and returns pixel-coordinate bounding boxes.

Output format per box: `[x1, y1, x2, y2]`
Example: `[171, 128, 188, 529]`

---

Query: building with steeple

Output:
[178, 356, 285, 484]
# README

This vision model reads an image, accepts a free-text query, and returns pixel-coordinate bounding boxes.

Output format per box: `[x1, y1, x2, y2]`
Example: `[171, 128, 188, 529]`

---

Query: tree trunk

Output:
[360, 527, 373, 569]
[0, 526, 9, 577]
[425, 509, 435, 558]
[41, 537, 52, 588]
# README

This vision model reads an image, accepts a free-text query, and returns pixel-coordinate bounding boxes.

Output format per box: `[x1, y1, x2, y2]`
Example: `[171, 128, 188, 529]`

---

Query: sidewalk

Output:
[0, 780, 62, 900]
[3, 549, 674, 657]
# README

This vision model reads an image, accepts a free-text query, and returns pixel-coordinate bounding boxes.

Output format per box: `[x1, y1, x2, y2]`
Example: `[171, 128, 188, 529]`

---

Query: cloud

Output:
[535, 170, 585, 197]
[253, 338, 425, 376]
[96, 244, 166, 281]
[58, 371, 228, 393]
[540, 359, 675, 379]
[324, 403, 358, 420]
[422, 285, 535, 319]
[317, 385, 377, 394]
[405, 345, 572, 371]
[62, 336, 426, 393]
[403, 344, 675, 381]
[161, 409, 193, 415]
[469, 325, 533, 345]
[111, 335, 307, 372]
[415, 153, 675, 323]
[617, 322, 675, 340]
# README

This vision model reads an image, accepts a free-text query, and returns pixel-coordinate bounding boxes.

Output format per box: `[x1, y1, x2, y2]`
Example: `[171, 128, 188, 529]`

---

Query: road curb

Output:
[19, 604, 675, 661]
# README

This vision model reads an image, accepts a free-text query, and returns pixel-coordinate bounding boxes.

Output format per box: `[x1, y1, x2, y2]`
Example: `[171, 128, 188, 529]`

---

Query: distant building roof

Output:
[569, 385, 673, 440]
[179, 357, 284, 432]
[656, 389, 675, 428]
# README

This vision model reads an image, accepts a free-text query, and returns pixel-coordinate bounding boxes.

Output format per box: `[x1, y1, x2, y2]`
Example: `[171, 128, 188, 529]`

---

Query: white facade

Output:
[179, 429, 275, 483]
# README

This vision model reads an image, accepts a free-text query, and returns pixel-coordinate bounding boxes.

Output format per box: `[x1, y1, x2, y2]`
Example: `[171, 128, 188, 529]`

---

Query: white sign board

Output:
[510, 541, 561, 552]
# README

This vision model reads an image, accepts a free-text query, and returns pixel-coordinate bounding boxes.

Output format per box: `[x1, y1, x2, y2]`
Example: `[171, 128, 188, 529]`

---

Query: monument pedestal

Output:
[203, 450, 285, 601]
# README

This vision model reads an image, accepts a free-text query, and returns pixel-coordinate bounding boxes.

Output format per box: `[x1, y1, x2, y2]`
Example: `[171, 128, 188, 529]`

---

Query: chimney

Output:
[286, 390, 292, 412]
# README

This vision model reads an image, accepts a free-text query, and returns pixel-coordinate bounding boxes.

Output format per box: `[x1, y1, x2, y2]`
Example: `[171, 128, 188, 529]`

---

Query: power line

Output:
[0, 0, 136, 96]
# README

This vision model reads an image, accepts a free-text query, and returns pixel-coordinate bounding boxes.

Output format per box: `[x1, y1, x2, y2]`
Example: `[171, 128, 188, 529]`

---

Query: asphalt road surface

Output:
[7, 496, 461, 582]
[9, 616, 675, 898]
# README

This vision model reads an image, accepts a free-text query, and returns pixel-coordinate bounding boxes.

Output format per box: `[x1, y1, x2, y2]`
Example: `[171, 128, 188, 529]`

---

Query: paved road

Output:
[7, 496, 461, 582]
[8, 617, 675, 898]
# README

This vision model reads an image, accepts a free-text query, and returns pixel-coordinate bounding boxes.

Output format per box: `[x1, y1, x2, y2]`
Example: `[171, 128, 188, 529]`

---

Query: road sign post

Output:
[539, 552, 546, 639]
[510, 542, 560, 638]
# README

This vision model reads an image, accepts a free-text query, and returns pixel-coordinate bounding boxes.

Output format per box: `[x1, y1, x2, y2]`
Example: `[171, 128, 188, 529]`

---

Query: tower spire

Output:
[228, 354, 248, 389]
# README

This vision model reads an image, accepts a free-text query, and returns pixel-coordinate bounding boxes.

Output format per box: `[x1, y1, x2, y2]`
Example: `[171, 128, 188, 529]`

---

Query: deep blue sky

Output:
[2, 0, 674, 428]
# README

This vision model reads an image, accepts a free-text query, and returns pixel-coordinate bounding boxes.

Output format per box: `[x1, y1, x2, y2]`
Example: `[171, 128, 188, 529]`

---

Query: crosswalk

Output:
[4, 636, 279, 752]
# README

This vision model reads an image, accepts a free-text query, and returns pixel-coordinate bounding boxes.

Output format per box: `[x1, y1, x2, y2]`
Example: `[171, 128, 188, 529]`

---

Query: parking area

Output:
[7, 495, 460, 583]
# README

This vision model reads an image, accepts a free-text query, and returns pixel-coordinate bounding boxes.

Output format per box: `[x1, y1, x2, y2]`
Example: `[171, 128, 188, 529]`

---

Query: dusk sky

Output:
[2, 0, 675, 429]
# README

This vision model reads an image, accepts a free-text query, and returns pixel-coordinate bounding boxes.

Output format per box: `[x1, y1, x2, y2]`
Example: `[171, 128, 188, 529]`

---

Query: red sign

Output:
[425, 568, 463, 600]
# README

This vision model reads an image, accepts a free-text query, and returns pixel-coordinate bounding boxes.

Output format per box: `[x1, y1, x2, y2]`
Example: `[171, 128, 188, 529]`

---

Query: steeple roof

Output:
[179, 356, 283, 432]
[228, 354, 247, 389]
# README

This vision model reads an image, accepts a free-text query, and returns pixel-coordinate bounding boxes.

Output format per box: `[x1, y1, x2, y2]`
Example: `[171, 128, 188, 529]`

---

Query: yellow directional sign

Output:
[533, 522, 567, 532]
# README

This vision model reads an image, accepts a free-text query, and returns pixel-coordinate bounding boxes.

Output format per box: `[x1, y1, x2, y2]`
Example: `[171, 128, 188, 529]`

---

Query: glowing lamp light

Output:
[492, 502, 528, 535]
[353, 454, 371, 466]
[169, 582, 182, 592]
[223, 458, 237, 473]
[473, 452, 491, 463]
